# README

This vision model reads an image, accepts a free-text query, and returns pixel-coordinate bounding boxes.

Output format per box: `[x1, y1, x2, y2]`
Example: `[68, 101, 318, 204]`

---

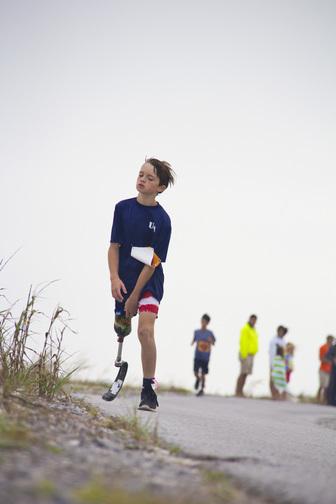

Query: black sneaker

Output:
[138, 387, 159, 412]
[196, 389, 204, 397]
[194, 377, 200, 390]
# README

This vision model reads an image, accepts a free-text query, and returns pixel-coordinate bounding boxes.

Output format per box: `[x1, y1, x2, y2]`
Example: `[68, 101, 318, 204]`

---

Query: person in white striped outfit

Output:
[271, 345, 287, 400]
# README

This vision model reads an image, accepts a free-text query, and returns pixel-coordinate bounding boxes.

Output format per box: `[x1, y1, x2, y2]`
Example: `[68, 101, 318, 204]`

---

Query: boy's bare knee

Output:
[138, 325, 154, 344]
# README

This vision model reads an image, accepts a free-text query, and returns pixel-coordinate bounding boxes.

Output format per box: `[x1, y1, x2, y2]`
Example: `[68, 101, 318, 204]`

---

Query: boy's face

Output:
[201, 318, 209, 329]
[136, 163, 165, 196]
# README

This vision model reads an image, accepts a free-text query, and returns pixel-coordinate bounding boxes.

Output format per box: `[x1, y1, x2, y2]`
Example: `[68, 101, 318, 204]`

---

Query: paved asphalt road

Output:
[85, 393, 336, 504]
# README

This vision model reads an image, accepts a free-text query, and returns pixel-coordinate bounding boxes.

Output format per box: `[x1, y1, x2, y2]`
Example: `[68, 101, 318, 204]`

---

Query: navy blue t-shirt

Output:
[110, 198, 172, 310]
[194, 329, 216, 362]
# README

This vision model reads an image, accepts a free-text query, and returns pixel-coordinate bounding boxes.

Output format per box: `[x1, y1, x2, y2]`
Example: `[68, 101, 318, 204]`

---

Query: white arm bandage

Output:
[131, 247, 161, 267]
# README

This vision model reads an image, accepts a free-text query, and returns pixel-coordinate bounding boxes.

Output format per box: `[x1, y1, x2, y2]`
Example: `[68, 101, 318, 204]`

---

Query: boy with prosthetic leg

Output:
[108, 159, 174, 412]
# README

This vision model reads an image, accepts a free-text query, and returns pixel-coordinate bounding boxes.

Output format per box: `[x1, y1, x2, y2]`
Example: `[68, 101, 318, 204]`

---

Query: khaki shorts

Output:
[319, 370, 330, 389]
[240, 354, 254, 375]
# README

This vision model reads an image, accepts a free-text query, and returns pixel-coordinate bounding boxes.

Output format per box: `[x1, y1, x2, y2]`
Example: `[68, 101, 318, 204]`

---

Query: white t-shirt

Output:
[269, 336, 286, 367]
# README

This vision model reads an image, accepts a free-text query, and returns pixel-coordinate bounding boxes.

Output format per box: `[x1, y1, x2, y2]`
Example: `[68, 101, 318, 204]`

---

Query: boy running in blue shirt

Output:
[191, 314, 216, 396]
[108, 158, 175, 412]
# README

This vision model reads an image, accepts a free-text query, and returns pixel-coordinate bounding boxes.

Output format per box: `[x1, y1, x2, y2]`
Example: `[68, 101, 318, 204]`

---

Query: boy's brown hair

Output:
[146, 158, 175, 190]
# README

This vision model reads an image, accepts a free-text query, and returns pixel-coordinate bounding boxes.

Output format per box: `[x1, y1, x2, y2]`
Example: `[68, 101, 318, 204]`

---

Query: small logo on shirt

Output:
[149, 221, 156, 232]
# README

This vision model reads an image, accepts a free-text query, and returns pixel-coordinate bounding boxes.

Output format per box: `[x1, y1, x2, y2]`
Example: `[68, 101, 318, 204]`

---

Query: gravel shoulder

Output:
[0, 392, 267, 504]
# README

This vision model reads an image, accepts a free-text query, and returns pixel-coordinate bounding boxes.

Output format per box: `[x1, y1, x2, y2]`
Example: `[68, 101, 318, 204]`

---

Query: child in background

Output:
[271, 345, 287, 400]
[285, 342, 295, 383]
[191, 314, 216, 396]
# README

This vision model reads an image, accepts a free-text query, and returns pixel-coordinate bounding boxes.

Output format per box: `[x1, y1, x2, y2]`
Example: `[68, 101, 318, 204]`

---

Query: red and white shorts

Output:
[138, 291, 160, 315]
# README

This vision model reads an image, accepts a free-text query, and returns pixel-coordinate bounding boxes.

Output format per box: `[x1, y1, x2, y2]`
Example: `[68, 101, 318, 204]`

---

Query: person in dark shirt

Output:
[108, 158, 175, 412]
[317, 335, 334, 404]
[191, 314, 216, 396]
[326, 340, 336, 406]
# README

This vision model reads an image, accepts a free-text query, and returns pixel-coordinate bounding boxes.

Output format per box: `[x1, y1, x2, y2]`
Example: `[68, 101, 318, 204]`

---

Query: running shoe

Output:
[138, 387, 159, 412]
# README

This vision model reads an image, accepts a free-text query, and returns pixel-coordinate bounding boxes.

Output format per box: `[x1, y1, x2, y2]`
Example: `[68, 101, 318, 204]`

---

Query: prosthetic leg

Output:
[102, 315, 131, 402]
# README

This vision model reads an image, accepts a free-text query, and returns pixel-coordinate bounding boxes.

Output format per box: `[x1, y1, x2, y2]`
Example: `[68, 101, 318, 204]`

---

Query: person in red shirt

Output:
[317, 335, 334, 403]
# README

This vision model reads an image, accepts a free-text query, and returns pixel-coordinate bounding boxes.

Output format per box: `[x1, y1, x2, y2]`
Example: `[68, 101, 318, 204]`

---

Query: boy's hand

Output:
[124, 294, 139, 318]
[111, 277, 127, 302]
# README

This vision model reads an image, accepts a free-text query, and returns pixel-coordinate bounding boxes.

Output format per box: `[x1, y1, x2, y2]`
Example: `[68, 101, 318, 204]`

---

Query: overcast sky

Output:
[1, 0, 336, 396]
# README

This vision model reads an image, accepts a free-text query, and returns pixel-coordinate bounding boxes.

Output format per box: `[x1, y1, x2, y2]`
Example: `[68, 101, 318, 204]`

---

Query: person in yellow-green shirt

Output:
[235, 314, 258, 397]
